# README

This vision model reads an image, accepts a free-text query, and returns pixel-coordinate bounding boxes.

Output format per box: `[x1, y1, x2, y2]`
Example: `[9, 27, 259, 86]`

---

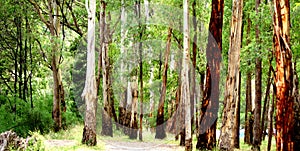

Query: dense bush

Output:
[0, 94, 82, 137]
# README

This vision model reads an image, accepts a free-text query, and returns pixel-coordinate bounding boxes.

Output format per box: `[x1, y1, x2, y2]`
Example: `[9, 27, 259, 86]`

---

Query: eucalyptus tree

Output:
[182, 0, 192, 150]
[196, 0, 224, 149]
[28, 0, 66, 132]
[118, 0, 127, 131]
[273, 0, 294, 150]
[155, 27, 172, 139]
[81, 0, 97, 146]
[100, 0, 113, 137]
[253, 0, 262, 150]
[219, 0, 243, 149]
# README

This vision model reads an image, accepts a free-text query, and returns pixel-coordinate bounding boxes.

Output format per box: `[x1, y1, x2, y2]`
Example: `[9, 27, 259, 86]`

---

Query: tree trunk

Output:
[245, 70, 253, 144]
[253, 0, 262, 149]
[129, 76, 138, 139]
[267, 83, 275, 151]
[195, 72, 205, 137]
[155, 27, 172, 139]
[219, 0, 243, 149]
[196, 0, 223, 149]
[292, 61, 300, 150]
[273, 0, 294, 150]
[124, 79, 132, 136]
[118, 0, 128, 131]
[101, 42, 113, 136]
[137, 0, 143, 141]
[261, 57, 273, 141]
[29, 35, 33, 108]
[182, 0, 192, 150]
[149, 65, 155, 118]
[49, 1, 65, 132]
[28, 0, 66, 130]
[100, 1, 113, 137]
[82, 0, 97, 146]
[138, 35, 143, 141]
[244, 15, 253, 145]
[190, 0, 197, 135]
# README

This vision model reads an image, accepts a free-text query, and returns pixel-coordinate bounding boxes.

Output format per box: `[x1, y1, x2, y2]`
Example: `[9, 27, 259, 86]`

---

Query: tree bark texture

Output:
[219, 0, 243, 150]
[196, 0, 223, 149]
[253, 0, 262, 149]
[273, 0, 294, 150]
[49, 0, 65, 132]
[82, 0, 97, 146]
[182, 0, 192, 150]
[155, 27, 172, 139]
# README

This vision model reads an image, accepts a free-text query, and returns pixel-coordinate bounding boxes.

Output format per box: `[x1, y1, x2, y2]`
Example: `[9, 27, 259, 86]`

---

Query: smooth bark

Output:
[182, 0, 192, 150]
[82, 0, 97, 146]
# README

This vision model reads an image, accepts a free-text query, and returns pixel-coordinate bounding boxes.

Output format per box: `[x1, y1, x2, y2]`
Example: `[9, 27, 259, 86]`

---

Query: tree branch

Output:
[27, 0, 51, 28]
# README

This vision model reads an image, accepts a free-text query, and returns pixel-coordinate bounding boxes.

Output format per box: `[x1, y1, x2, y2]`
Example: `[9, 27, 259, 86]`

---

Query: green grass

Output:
[239, 137, 276, 151]
[32, 125, 105, 151]
[31, 125, 276, 151]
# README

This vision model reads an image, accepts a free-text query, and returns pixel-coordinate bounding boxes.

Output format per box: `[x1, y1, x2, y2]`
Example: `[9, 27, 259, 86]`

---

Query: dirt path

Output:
[44, 139, 77, 147]
[102, 140, 184, 151]
[44, 139, 184, 150]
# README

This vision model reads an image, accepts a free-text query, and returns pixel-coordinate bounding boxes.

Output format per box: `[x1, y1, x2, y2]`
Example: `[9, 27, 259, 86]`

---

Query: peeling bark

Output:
[219, 0, 243, 149]
[82, 0, 97, 146]
[273, 0, 294, 150]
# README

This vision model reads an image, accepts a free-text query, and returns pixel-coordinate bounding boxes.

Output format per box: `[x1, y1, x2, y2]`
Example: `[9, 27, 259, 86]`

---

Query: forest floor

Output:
[97, 140, 183, 151]
[40, 124, 185, 151]
[39, 124, 275, 151]
[44, 137, 184, 151]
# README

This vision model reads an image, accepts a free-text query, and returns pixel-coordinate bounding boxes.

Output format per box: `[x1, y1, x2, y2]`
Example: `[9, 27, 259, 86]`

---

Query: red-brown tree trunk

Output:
[196, 0, 223, 149]
[273, 0, 294, 150]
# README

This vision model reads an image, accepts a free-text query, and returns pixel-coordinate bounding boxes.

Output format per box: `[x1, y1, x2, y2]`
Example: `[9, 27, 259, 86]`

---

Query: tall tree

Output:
[219, 0, 243, 149]
[261, 56, 273, 142]
[129, 76, 138, 139]
[81, 0, 97, 146]
[118, 0, 127, 131]
[273, 0, 294, 150]
[137, 0, 144, 141]
[292, 60, 300, 150]
[253, 0, 262, 149]
[28, 0, 65, 132]
[244, 14, 253, 145]
[196, 0, 224, 149]
[182, 0, 192, 150]
[101, 0, 113, 137]
[267, 76, 275, 151]
[155, 27, 172, 139]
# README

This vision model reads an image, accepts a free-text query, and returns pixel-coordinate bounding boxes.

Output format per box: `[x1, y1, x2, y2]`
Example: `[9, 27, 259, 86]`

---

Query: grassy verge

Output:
[31, 124, 105, 151]
[30, 124, 275, 151]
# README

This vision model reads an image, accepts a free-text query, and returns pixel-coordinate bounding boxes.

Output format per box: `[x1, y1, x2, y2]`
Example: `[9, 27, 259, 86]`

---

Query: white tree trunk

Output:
[81, 0, 97, 145]
[182, 0, 192, 150]
[120, 0, 126, 108]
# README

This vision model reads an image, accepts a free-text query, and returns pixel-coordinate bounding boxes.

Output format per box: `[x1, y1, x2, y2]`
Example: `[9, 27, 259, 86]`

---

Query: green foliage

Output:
[0, 93, 82, 137]
[0, 95, 53, 137]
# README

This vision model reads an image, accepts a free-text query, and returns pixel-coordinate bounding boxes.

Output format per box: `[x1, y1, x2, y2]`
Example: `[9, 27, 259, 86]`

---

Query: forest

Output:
[0, 0, 300, 150]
